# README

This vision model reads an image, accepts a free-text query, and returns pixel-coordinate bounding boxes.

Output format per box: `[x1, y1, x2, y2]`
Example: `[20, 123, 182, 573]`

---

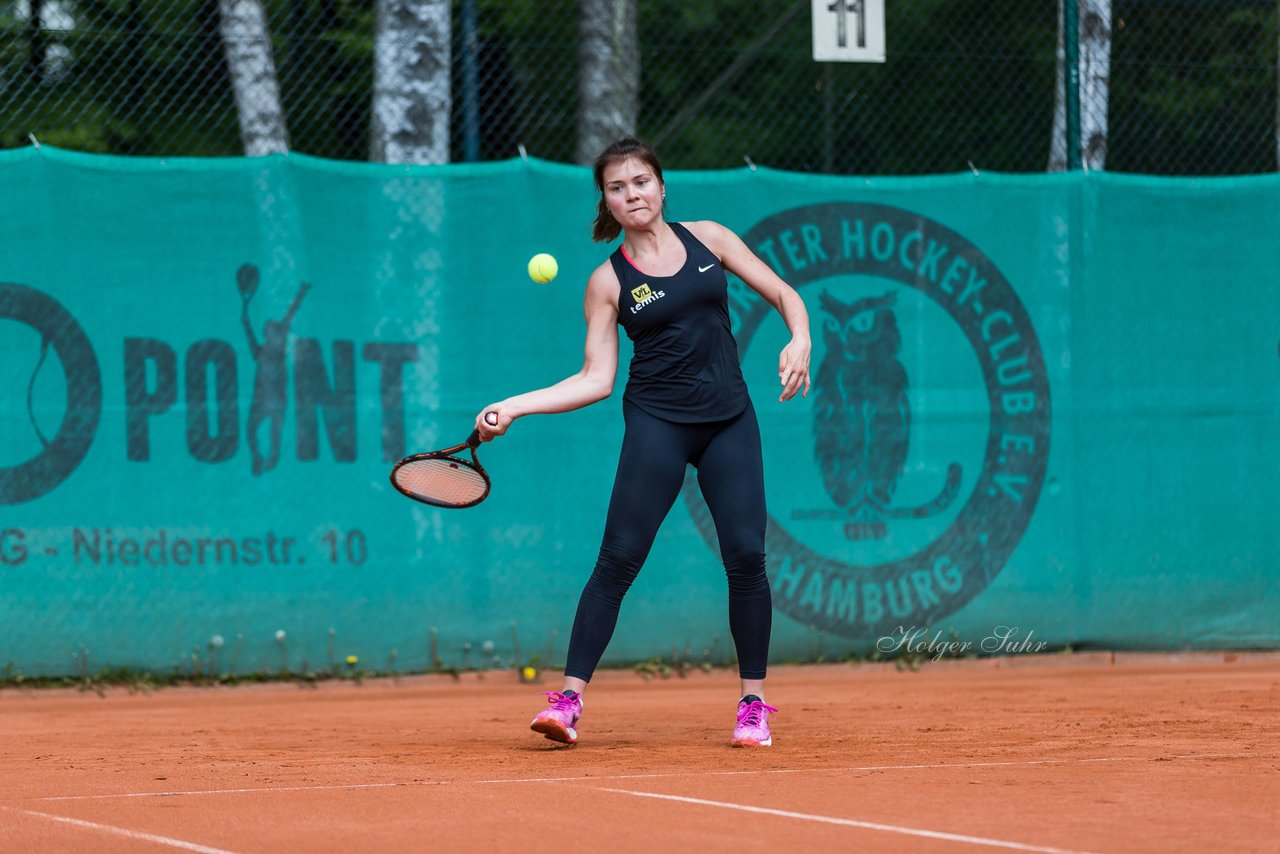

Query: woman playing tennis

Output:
[475, 138, 810, 747]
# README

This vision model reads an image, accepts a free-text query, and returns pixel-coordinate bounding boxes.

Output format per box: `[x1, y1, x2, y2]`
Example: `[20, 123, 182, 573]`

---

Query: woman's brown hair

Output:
[590, 137, 665, 243]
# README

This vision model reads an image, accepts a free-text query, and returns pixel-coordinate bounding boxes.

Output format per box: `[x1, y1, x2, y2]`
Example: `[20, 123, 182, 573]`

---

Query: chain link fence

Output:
[1, 0, 1277, 174]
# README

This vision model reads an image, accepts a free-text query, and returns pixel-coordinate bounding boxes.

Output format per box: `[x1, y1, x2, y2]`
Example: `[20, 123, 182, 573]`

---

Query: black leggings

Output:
[564, 399, 771, 681]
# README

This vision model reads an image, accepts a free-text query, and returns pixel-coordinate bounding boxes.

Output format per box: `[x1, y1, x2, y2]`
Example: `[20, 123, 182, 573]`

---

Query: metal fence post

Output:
[1065, 0, 1082, 171]
[461, 0, 480, 163]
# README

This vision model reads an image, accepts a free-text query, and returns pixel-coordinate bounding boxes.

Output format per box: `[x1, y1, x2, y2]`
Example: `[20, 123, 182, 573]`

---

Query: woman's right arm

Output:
[475, 264, 620, 440]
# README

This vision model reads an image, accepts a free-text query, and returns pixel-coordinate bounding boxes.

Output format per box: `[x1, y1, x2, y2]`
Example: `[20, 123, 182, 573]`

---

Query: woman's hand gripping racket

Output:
[390, 412, 498, 508]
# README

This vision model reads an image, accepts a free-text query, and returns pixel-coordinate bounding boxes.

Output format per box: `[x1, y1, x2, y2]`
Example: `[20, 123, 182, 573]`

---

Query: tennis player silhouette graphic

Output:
[237, 264, 309, 476]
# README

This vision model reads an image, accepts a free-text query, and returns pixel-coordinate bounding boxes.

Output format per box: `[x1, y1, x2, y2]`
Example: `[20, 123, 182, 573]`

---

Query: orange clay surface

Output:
[2, 653, 1278, 853]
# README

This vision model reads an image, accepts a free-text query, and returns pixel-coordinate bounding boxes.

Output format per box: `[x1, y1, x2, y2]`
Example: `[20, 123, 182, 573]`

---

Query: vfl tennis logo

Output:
[2, 269, 421, 506]
[629, 282, 666, 314]
[682, 203, 1052, 639]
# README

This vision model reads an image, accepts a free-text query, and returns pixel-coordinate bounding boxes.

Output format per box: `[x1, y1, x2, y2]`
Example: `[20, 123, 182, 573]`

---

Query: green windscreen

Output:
[1, 146, 1276, 675]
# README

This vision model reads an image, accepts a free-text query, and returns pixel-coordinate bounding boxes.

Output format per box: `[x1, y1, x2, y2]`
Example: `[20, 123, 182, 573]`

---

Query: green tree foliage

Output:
[0, 0, 374, 156]
[1, 0, 1276, 173]
[1, 0, 237, 154]
[1108, 0, 1277, 174]
[452, 0, 578, 163]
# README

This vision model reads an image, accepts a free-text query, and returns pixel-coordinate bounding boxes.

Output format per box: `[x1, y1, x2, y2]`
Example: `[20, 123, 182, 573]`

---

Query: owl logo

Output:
[812, 290, 961, 540]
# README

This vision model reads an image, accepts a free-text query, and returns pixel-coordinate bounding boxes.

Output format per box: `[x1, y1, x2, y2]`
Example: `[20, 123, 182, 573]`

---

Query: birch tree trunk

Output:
[218, 0, 289, 156]
[370, 0, 452, 165]
[576, 0, 639, 165]
[1079, 0, 1112, 170]
[1049, 1, 1068, 171]
[1049, 0, 1112, 171]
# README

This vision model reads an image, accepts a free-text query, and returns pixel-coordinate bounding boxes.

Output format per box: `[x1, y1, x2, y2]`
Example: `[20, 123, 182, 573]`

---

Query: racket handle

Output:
[470, 411, 498, 447]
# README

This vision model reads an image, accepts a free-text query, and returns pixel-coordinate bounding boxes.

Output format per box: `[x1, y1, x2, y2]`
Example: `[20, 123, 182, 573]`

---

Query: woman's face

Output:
[601, 156, 663, 233]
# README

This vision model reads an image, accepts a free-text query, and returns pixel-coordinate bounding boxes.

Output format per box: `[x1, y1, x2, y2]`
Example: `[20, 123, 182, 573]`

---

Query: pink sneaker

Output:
[732, 695, 778, 747]
[530, 690, 582, 745]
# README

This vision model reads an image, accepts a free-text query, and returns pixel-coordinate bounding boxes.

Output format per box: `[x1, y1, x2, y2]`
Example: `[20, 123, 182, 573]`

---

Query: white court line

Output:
[598, 789, 1097, 854]
[24, 751, 1262, 804]
[35, 782, 405, 802]
[30, 759, 1126, 802]
[4, 807, 240, 854]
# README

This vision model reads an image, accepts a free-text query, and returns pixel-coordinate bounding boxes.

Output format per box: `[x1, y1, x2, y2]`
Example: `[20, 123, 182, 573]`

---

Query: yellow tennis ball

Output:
[528, 253, 558, 283]
[521, 666, 537, 681]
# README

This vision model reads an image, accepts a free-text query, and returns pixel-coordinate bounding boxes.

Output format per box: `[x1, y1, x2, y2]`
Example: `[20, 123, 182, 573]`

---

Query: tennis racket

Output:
[390, 412, 498, 508]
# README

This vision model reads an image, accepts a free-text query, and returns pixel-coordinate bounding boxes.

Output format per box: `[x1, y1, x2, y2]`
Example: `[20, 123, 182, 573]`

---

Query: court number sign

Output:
[812, 0, 885, 63]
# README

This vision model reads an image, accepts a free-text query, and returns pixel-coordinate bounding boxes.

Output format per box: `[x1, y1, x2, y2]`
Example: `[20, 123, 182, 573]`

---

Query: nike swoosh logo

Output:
[698, 264, 715, 273]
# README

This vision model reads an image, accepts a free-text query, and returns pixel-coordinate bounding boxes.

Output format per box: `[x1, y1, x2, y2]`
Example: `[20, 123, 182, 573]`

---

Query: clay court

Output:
[2, 654, 1276, 853]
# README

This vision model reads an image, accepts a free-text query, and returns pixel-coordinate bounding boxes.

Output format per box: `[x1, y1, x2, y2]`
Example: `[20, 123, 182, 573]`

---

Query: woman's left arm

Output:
[688, 220, 811, 402]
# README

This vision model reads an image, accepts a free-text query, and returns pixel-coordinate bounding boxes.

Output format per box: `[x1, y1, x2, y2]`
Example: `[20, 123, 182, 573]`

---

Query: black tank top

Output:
[610, 222, 749, 423]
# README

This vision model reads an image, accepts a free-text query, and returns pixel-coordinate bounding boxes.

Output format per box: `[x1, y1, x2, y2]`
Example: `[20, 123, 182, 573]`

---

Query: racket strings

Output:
[394, 457, 488, 506]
